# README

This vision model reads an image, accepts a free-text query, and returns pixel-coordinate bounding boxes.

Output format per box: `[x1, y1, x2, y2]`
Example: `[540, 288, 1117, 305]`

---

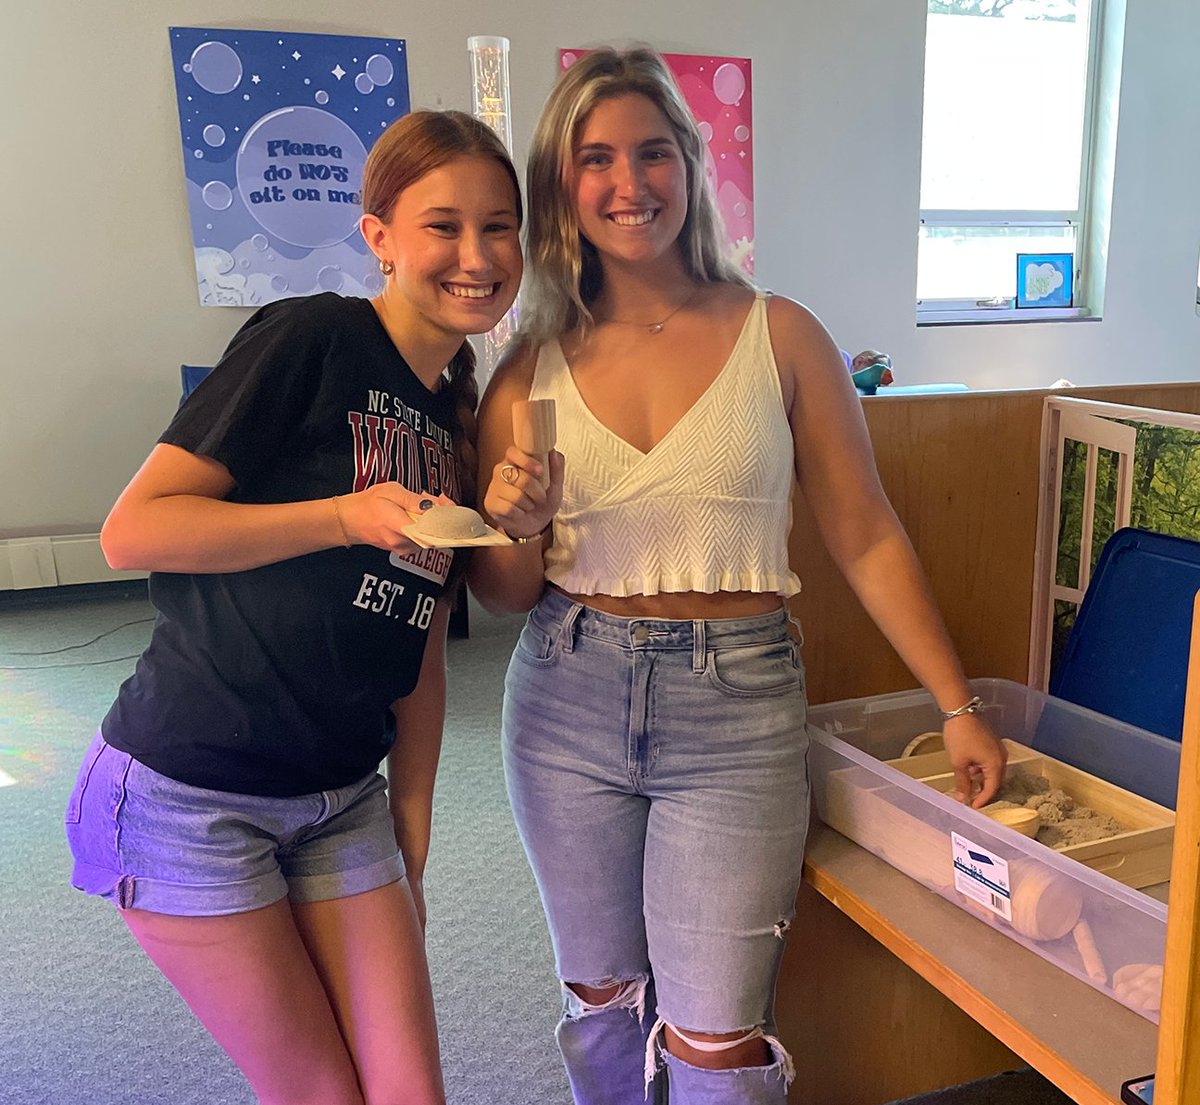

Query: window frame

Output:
[916, 0, 1109, 324]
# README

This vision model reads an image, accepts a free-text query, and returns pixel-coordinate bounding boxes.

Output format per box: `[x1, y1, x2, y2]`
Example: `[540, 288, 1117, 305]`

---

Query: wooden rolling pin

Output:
[512, 399, 556, 489]
[1072, 918, 1107, 983]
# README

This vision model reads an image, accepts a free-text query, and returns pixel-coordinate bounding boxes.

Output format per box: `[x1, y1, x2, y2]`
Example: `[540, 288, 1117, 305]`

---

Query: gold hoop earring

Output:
[379, 259, 395, 276]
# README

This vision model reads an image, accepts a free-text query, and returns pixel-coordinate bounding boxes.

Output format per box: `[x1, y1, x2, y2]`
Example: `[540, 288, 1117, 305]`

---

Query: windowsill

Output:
[917, 306, 1100, 327]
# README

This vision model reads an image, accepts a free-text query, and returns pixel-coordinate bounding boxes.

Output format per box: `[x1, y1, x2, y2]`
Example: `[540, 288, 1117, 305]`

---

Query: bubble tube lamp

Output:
[468, 35, 516, 376]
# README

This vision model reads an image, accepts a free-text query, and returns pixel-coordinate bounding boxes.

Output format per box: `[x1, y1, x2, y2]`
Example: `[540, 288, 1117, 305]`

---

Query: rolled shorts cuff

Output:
[73, 861, 290, 916]
[72, 852, 404, 916]
[286, 852, 405, 905]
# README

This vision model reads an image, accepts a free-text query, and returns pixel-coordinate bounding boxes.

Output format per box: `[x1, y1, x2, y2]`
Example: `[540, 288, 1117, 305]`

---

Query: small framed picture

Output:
[1016, 252, 1074, 309]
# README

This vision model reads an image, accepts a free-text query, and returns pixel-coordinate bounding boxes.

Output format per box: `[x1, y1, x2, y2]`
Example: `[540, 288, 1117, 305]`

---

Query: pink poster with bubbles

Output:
[559, 50, 754, 274]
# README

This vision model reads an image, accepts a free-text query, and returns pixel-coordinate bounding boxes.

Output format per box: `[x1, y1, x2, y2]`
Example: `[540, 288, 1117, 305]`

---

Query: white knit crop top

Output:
[530, 292, 802, 599]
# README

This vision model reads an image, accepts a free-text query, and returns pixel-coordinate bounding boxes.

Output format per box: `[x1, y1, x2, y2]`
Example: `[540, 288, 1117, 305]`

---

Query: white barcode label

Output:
[951, 832, 1012, 922]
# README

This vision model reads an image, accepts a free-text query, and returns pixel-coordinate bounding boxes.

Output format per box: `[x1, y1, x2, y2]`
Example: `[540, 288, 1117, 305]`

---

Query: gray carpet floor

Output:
[1, 583, 1078, 1105]
[0, 585, 566, 1105]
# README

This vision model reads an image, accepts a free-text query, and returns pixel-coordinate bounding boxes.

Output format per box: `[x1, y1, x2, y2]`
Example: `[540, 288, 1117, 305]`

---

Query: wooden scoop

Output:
[1007, 858, 1083, 941]
[901, 731, 944, 758]
[513, 399, 556, 489]
[984, 806, 1041, 838]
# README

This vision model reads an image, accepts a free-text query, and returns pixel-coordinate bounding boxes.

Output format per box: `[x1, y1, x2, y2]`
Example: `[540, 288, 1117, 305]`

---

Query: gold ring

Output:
[501, 464, 518, 485]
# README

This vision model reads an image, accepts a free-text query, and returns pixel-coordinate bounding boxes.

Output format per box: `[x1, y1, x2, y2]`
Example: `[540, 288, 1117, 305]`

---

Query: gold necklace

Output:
[602, 287, 699, 335]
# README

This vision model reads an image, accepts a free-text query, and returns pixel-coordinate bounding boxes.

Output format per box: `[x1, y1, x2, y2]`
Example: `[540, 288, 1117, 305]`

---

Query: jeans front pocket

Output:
[513, 608, 565, 668]
[64, 732, 108, 824]
[705, 639, 805, 699]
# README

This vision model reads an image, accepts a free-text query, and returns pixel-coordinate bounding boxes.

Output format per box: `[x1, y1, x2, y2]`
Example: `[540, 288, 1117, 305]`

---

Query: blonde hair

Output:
[521, 47, 752, 347]
[361, 111, 522, 580]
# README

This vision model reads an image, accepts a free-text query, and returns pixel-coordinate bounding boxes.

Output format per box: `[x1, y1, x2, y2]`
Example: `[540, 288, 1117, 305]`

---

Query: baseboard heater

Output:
[0, 535, 146, 590]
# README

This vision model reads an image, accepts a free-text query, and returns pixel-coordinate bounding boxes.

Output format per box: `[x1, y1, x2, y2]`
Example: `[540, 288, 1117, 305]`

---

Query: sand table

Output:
[984, 766, 1123, 849]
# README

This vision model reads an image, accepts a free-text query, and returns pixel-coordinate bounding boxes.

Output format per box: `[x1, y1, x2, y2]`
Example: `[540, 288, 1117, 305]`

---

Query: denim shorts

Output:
[65, 732, 404, 916]
[502, 588, 811, 1034]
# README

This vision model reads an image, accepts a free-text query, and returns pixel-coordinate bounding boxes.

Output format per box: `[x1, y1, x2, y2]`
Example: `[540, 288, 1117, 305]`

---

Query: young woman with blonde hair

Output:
[472, 47, 1005, 1104]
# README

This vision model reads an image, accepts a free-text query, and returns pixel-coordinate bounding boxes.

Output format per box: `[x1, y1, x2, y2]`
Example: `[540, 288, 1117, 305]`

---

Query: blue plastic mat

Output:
[1050, 527, 1200, 746]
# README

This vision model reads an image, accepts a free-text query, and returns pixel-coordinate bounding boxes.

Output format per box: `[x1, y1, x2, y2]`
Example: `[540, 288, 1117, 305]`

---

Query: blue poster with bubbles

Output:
[169, 27, 410, 307]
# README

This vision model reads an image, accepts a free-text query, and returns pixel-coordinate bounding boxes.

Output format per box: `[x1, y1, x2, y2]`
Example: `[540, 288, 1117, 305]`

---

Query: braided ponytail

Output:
[441, 340, 481, 597]
[446, 341, 480, 512]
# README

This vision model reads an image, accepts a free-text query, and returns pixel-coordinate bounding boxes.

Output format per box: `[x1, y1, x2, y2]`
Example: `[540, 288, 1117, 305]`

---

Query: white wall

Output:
[4, 0, 1199, 536]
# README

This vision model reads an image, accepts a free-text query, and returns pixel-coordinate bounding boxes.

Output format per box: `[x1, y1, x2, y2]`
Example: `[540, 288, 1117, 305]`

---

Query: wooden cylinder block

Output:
[513, 398, 556, 489]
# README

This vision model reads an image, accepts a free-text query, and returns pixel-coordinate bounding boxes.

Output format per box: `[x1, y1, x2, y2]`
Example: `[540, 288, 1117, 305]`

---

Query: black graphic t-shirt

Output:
[102, 293, 460, 796]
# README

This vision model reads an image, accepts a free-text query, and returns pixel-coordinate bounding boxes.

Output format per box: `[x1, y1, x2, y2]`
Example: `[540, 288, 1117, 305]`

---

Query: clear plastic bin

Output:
[807, 678, 1180, 1021]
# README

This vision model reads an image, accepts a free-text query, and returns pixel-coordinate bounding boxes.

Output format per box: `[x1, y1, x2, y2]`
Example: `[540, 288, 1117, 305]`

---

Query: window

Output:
[917, 0, 1110, 323]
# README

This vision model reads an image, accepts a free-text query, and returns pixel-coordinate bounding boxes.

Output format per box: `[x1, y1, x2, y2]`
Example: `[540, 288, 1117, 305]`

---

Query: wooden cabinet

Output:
[778, 384, 1200, 1105]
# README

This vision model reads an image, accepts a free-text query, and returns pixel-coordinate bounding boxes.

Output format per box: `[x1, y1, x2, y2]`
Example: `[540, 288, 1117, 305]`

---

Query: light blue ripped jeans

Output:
[502, 588, 811, 1105]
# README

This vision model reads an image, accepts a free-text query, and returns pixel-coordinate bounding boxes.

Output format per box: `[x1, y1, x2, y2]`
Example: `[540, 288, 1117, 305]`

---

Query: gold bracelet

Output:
[331, 496, 351, 548]
[504, 523, 551, 545]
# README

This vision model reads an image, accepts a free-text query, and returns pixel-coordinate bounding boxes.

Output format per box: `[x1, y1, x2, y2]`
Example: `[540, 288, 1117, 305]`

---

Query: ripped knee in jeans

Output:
[561, 975, 648, 1022]
[644, 1018, 796, 1086]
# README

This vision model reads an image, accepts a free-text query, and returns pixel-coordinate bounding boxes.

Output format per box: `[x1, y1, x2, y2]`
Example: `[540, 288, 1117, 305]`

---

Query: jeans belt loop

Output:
[560, 602, 584, 654]
[692, 619, 706, 673]
[787, 613, 805, 648]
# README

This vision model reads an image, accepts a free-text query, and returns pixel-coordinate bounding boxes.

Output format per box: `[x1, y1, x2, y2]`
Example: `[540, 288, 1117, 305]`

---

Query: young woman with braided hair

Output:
[65, 109, 522, 1105]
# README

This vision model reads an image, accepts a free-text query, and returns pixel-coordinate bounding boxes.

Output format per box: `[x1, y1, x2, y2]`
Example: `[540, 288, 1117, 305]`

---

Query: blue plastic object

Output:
[180, 364, 213, 403]
[1050, 527, 1200, 745]
[1030, 684, 1181, 810]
